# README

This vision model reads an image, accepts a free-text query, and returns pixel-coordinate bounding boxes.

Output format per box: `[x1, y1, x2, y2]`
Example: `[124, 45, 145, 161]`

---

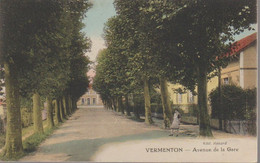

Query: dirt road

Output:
[20, 106, 257, 162]
[20, 106, 168, 161]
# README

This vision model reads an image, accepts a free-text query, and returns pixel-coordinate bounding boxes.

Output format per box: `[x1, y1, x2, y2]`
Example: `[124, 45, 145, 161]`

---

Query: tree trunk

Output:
[68, 95, 72, 114]
[133, 95, 140, 119]
[118, 96, 124, 114]
[218, 67, 223, 130]
[110, 99, 113, 110]
[197, 66, 213, 137]
[71, 98, 77, 112]
[46, 97, 54, 129]
[143, 75, 153, 124]
[62, 96, 68, 117]
[66, 96, 71, 115]
[109, 98, 114, 110]
[60, 99, 66, 120]
[54, 99, 62, 123]
[125, 95, 131, 116]
[112, 97, 116, 111]
[160, 77, 173, 128]
[70, 97, 74, 113]
[116, 97, 120, 112]
[74, 99, 77, 111]
[197, 111, 200, 124]
[67, 96, 71, 115]
[2, 62, 23, 158]
[59, 100, 63, 121]
[33, 93, 43, 134]
[106, 100, 110, 109]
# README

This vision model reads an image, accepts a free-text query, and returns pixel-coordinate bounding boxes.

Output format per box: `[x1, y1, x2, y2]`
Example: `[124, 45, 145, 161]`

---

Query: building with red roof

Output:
[225, 33, 256, 57]
[221, 32, 257, 88]
[167, 32, 257, 115]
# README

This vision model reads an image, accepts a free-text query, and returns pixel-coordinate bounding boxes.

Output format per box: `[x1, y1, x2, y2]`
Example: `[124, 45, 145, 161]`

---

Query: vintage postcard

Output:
[0, 0, 258, 162]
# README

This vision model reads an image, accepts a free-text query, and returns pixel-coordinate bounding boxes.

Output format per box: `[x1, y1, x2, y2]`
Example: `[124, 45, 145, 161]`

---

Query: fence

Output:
[181, 116, 255, 135]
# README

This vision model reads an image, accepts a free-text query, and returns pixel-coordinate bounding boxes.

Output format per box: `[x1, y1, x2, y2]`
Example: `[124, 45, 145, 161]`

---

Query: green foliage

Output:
[187, 104, 198, 117]
[20, 96, 43, 128]
[0, 133, 5, 149]
[132, 93, 145, 115]
[15, 0, 91, 100]
[151, 104, 163, 114]
[242, 88, 256, 135]
[209, 85, 256, 135]
[150, 88, 163, 114]
[23, 127, 55, 153]
[165, 0, 255, 88]
[150, 88, 161, 104]
[0, 0, 92, 158]
[1, 0, 91, 103]
[21, 108, 33, 128]
[20, 96, 33, 110]
[209, 85, 256, 120]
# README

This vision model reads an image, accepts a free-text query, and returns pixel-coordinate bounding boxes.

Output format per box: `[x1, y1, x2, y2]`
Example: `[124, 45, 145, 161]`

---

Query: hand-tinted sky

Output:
[83, 0, 116, 62]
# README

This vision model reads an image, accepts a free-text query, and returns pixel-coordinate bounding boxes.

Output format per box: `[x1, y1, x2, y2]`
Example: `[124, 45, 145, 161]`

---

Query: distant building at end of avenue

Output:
[77, 69, 103, 106]
[77, 84, 103, 106]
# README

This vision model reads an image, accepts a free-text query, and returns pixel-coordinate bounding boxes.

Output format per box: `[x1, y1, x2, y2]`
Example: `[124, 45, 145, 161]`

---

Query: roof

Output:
[225, 32, 257, 57]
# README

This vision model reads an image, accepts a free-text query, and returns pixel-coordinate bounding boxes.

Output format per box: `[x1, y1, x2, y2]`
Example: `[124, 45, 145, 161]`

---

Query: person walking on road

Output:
[169, 110, 181, 136]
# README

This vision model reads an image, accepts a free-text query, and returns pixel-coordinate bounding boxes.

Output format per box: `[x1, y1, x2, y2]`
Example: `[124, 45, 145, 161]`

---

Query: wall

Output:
[168, 75, 218, 114]
[241, 42, 257, 89]
[221, 58, 240, 86]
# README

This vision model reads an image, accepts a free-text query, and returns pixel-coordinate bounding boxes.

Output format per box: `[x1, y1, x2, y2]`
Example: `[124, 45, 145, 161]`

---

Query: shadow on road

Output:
[40, 129, 196, 161]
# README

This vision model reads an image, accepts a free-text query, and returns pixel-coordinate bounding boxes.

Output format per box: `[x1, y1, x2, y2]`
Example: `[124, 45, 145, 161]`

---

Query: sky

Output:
[82, 0, 116, 63]
[82, 0, 257, 65]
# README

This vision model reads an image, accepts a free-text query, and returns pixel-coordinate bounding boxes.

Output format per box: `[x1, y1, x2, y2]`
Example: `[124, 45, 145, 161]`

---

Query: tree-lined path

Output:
[20, 106, 167, 161]
[0, 1, 256, 161]
[20, 107, 256, 162]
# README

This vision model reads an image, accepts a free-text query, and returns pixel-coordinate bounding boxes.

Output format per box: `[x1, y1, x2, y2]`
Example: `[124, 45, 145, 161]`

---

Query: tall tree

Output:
[113, 0, 155, 124]
[0, 0, 91, 158]
[156, 0, 256, 136]
[0, 0, 39, 157]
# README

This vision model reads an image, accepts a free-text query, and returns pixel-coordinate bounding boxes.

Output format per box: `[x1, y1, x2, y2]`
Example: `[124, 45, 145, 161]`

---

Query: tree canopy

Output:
[94, 0, 256, 136]
[0, 0, 92, 158]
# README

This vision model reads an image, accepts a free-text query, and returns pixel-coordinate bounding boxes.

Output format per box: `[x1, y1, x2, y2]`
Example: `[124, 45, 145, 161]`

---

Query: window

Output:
[223, 77, 229, 85]
[93, 98, 96, 105]
[81, 98, 84, 104]
[178, 93, 182, 104]
[87, 98, 90, 105]
[188, 91, 194, 103]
